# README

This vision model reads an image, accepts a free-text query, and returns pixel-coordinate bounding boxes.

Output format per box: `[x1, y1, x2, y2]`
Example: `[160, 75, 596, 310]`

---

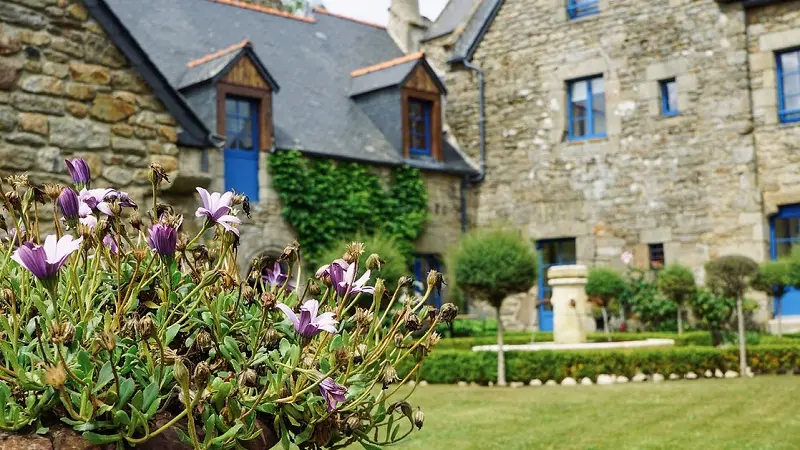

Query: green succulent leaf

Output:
[82, 431, 121, 445]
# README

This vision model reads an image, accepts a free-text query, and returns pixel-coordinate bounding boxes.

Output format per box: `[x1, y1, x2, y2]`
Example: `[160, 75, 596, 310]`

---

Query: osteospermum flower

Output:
[12, 235, 82, 282]
[263, 261, 295, 292]
[319, 377, 348, 412]
[146, 223, 178, 259]
[276, 299, 338, 339]
[64, 158, 90, 187]
[79, 188, 114, 217]
[57, 188, 80, 222]
[195, 187, 241, 235]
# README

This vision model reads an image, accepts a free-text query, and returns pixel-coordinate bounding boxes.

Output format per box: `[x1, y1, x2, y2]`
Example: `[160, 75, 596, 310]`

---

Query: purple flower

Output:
[263, 261, 295, 291]
[5, 226, 25, 248]
[57, 188, 80, 221]
[276, 299, 338, 339]
[319, 377, 348, 412]
[79, 188, 114, 216]
[103, 234, 118, 254]
[147, 223, 178, 258]
[105, 190, 138, 209]
[79, 215, 97, 229]
[12, 235, 82, 281]
[329, 260, 374, 297]
[195, 187, 241, 235]
[65, 158, 90, 186]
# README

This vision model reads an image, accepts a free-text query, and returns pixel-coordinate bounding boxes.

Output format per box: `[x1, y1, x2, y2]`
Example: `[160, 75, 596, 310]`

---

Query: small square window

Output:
[568, 75, 606, 140]
[777, 49, 800, 123]
[649, 243, 665, 270]
[660, 79, 678, 116]
[567, 0, 599, 19]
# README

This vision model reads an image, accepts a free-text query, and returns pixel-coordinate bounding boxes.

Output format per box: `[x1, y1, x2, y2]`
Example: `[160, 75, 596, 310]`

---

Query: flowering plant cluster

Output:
[0, 160, 453, 449]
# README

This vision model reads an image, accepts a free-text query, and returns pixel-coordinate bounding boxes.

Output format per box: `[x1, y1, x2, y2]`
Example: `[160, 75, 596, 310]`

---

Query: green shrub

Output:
[657, 264, 696, 335]
[691, 289, 735, 346]
[449, 229, 537, 385]
[585, 267, 626, 337]
[401, 345, 800, 384]
[628, 281, 677, 332]
[436, 331, 722, 351]
[753, 258, 792, 337]
[705, 255, 759, 299]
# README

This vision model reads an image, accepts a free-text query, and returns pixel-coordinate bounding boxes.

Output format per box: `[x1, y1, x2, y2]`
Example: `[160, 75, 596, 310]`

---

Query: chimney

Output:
[388, 0, 427, 53]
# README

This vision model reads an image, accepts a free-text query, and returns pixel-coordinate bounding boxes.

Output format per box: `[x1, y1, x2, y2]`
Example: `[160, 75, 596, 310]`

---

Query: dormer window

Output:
[408, 98, 433, 157]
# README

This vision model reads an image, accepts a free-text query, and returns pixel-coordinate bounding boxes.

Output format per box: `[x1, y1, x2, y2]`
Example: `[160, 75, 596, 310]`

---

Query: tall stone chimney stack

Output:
[388, 0, 427, 53]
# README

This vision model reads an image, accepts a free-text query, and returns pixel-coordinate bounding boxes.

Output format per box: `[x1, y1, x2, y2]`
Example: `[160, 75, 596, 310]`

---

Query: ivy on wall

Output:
[268, 150, 429, 262]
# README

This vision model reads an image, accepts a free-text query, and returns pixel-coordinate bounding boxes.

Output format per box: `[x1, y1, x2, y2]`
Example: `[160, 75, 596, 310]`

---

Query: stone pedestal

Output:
[548, 265, 590, 344]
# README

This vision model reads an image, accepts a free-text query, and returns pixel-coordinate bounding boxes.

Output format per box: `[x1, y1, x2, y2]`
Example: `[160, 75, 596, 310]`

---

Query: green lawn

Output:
[358, 376, 800, 450]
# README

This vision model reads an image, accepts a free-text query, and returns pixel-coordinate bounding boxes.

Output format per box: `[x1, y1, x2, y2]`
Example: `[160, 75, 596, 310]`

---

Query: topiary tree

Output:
[705, 255, 759, 374]
[585, 267, 627, 341]
[752, 259, 791, 338]
[657, 264, 697, 335]
[690, 289, 736, 346]
[450, 230, 537, 386]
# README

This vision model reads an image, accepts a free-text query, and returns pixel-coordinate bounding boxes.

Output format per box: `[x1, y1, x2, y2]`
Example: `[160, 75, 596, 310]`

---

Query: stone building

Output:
[414, 0, 800, 332]
[0, 0, 477, 307]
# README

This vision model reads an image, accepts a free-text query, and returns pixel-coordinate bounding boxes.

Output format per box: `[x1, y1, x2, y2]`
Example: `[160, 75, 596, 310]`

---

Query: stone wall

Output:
[434, 0, 773, 329]
[0, 0, 205, 218]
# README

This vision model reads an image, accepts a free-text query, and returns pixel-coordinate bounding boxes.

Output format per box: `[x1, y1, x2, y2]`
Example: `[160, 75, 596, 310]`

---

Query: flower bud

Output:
[196, 330, 213, 350]
[373, 278, 386, 304]
[129, 212, 143, 231]
[280, 241, 300, 263]
[344, 415, 361, 435]
[354, 308, 374, 329]
[426, 270, 445, 294]
[99, 331, 116, 352]
[404, 313, 421, 332]
[437, 303, 458, 324]
[261, 292, 276, 311]
[264, 327, 280, 346]
[242, 286, 256, 303]
[308, 282, 321, 296]
[139, 316, 155, 340]
[173, 358, 190, 387]
[365, 253, 384, 271]
[238, 368, 257, 388]
[414, 409, 424, 430]
[193, 362, 211, 389]
[44, 364, 67, 388]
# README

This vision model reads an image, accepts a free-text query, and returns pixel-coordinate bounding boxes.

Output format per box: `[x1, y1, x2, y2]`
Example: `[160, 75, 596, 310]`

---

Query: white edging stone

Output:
[652, 373, 665, 383]
[724, 370, 738, 379]
[529, 379, 543, 386]
[685, 372, 698, 380]
[561, 377, 577, 386]
[545, 380, 557, 386]
[616, 375, 629, 383]
[580, 377, 593, 385]
[597, 374, 615, 385]
[632, 373, 647, 383]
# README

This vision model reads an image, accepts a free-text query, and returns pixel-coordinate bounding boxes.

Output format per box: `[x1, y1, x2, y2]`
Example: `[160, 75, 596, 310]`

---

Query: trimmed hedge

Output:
[436, 331, 718, 351]
[400, 345, 800, 384]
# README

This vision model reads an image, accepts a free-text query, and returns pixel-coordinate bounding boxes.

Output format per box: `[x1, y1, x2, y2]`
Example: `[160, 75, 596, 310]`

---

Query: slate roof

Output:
[98, 0, 476, 175]
[349, 54, 446, 97]
[450, 0, 505, 63]
[178, 41, 280, 92]
[422, 0, 479, 42]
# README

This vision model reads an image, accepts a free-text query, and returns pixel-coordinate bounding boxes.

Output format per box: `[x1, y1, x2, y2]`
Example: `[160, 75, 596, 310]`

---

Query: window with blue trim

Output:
[770, 205, 800, 259]
[408, 98, 433, 157]
[777, 49, 800, 123]
[660, 78, 678, 116]
[568, 76, 606, 140]
[224, 96, 260, 201]
[567, 0, 599, 19]
[649, 243, 665, 270]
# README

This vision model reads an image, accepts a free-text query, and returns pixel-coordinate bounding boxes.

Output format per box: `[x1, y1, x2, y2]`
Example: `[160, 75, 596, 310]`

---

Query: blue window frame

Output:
[649, 243, 665, 270]
[536, 238, 577, 331]
[224, 96, 260, 201]
[777, 49, 800, 123]
[408, 98, 433, 157]
[769, 204, 800, 317]
[413, 254, 443, 308]
[567, 0, 599, 19]
[568, 75, 606, 140]
[660, 78, 678, 116]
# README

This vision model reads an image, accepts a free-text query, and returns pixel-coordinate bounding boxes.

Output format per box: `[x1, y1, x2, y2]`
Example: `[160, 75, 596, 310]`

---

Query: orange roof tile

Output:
[350, 52, 425, 78]
[206, 0, 315, 23]
[312, 7, 386, 30]
[187, 39, 250, 68]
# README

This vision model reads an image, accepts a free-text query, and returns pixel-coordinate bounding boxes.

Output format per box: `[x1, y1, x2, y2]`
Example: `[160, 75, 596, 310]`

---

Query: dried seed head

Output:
[157, 346, 177, 364]
[173, 358, 190, 387]
[264, 327, 280, 346]
[238, 368, 257, 388]
[0, 215, 6, 233]
[404, 313, 421, 332]
[44, 183, 63, 201]
[7, 174, 28, 189]
[398, 276, 412, 288]
[193, 362, 211, 389]
[77, 223, 94, 242]
[344, 242, 365, 262]
[5, 191, 20, 211]
[149, 162, 170, 185]
[426, 270, 445, 294]
[280, 241, 300, 262]
[1, 288, 15, 306]
[437, 303, 458, 324]
[426, 331, 441, 349]
[381, 364, 399, 388]
[195, 330, 213, 350]
[308, 282, 321, 296]
[138, 316, 155, 340]
[393, 332, 404, 348]
[261, 292, 276, 311]
[365, 253, 384, 271]
[414, 409, 424, 430]
[44, 364, 67, 388]
[176, 233, 188, 253]
[192, 245, 209, 264]
[312, 418, 335, 446]
[129, 212, 143, 231]
[344, 415, 361, 435]
[354, 344, 368, 364]
[354, 308, 374, 329]
[233, 193, 251, 218]
[51, 321, 75, 345]
[99, 331, 116, 352]
[241, 285, 256, 302]
[335, 347, 349, 366]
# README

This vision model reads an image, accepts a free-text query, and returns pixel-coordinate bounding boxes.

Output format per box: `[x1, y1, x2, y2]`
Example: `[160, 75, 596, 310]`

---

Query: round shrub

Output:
[585, 267, 626, 307]
[657, 264, 696, 334]
[754, 259, 791, 297]
[705, 255, 759, 299]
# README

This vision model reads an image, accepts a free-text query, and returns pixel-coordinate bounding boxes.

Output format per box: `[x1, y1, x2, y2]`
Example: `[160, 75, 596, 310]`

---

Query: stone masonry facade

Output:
[423, 0, 800, 330]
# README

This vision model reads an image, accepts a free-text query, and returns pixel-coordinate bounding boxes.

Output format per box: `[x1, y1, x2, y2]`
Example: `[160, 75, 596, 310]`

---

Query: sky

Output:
[321, 0, 450, 26]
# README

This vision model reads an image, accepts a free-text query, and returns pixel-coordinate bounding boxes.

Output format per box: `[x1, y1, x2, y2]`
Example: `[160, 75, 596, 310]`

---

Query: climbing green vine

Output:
[268, 150, 429, 262]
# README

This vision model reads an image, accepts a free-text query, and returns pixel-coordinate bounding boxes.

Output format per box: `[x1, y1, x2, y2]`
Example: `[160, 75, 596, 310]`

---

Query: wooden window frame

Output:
[217, 82, 272, 151]
[402, 89, 442, 161]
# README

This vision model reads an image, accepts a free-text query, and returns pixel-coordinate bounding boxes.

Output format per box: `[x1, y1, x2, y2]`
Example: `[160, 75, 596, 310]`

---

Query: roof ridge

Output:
[351, 52, 425, 78]
[206, 0, 316, 23]
[312, 7, 386, 30]
[187, 39, 249, 68]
